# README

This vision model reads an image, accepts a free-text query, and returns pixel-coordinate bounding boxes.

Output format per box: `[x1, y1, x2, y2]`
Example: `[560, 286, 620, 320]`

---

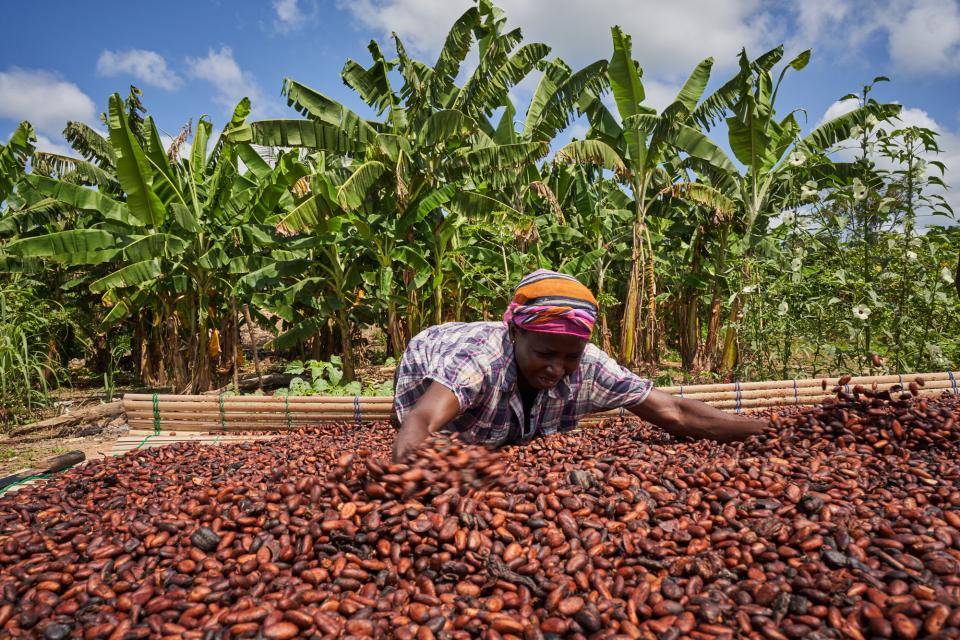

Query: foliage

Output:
[277, 357, 394, 396]
[0, 0, 955, 405]
[0, 280, 76, 424]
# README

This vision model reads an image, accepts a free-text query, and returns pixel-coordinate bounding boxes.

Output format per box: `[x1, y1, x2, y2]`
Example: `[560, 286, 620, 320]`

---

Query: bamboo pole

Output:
[658, 371, 956, 394]
[123, 393, 394, 403]
[677, 379, 958, 402]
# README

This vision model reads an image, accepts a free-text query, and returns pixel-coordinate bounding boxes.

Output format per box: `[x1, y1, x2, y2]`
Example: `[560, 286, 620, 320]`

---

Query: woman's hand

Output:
[391, 381, 461, 463]
[392, 420, 430, 462]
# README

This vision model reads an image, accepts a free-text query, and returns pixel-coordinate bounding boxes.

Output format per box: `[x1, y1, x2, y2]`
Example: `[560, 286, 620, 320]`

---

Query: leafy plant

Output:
[277, 357, 393, 396]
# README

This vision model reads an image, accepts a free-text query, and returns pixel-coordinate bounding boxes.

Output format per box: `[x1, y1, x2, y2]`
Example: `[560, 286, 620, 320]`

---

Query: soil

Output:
[0, 422, 127, 475]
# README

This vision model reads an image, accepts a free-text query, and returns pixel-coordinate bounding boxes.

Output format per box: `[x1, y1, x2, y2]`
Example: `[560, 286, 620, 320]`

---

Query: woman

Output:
[392, 269, 763, 462]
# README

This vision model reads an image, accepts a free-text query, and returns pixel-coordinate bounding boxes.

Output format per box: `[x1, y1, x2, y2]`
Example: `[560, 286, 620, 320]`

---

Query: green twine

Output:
[0, 459, 83, 496]
[152, 393, 161, 435]
[0, 473, 46, 497]
[133, 392, 163, 451]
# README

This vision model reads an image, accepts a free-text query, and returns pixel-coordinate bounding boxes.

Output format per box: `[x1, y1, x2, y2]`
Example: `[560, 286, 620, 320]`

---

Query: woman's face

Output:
[511, 326, 588, 390]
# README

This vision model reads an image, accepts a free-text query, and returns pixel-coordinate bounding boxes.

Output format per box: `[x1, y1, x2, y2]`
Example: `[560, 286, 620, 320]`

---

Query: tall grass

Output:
[0, 281, 66, 426]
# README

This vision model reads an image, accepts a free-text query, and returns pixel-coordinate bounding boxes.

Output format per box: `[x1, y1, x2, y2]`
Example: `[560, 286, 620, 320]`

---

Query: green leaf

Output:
[107, 93, 166, 227]
[556, 139, 628, 178]
[231, 120, 371, 153]
[237, 144, 271, 179]
[63, 121, 115, 168]
[123, 233, 188, 261]
[662, 182, 736, 216]
[673, 125, 736, 173]
[418, 110, 479, 146]
[787, 50, 811, 70]
[342, 41, 396, 114]
[191, 117, 213, 180]
[608, 26, 644, 120]
[101, 299, 132, 325]
[25, 175, 134, 225]
[337, 161, 386, 210]
[672, 58, 713, 113]
[799, 103, 901, 152]
[282, 79, 374, 136]
[529, 59, 608, 141]
[7, 229, 116, 259]
[171, 202, 200, 233]
[90, 259, 162, 292]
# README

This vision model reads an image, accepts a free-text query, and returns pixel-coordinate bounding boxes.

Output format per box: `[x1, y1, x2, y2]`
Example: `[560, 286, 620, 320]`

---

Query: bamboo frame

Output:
[121, 370, 959, 434]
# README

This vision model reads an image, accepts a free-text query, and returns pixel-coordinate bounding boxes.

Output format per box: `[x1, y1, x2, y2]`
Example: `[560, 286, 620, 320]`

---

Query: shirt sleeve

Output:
[425, 354, 487, 415]
[582, 345, 653, 413]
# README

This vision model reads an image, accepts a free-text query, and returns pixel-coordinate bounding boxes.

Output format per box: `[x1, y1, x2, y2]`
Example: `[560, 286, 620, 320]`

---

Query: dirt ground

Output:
[0, 433, 122, 476]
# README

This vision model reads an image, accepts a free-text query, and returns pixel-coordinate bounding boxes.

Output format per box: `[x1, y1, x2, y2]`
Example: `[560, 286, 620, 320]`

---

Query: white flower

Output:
[866, 142, 876, 155]
[852, 304, 871, 320]
[788, 151, 806, 166]
[791, 257, 802, 271]
[906, 250, 917, 262]
[865, 114, 879, 129]
[850, 125, 863, 139]
[914, 159, 927, 175]
[801, 180, 818, 200]
[742, 285, 757, 294]
[778, 301, 789, 315]
[781, 210, 796, 225]
[878, 197, 894, 213]
[942, 267, 954, 284]
[852, 178, 867, 200]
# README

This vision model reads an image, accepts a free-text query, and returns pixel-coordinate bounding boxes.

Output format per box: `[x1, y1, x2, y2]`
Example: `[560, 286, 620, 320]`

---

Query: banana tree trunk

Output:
[336, 307, 356, 382]
[386, 299, 404, 358]
[242, 304, 263, 389]
[679, 233, 703, 371]
[703, 226, 730, 370]
[641, 228, 659, 365]
[619, 220, 643, 367]
[719, 298, 740, 375]
[230, 296, 241, 392]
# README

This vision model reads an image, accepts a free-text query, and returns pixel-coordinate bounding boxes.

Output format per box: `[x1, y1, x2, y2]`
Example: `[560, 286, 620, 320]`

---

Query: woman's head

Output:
[504, 269, 598, 389]
[510, 325, 587, 390]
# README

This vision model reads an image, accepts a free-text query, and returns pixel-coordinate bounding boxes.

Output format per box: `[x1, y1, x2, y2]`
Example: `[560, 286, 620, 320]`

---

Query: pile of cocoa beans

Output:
[1, 391, 959, 639]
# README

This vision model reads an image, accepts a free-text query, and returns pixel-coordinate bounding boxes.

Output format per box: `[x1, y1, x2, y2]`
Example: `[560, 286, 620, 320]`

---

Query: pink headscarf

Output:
[502, 269, 598, 340]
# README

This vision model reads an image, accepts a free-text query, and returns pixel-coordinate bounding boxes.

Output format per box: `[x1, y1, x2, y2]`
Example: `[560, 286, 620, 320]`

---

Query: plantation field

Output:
[0, 0, 956, 429]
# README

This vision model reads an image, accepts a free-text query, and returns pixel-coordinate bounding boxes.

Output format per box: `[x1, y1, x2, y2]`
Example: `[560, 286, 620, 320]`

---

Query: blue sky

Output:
[1, 0, 958, 212]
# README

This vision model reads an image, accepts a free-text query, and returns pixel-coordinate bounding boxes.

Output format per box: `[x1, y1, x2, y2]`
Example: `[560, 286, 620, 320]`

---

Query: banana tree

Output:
[232, 2, 554, 356]
[555, 26, 736, 367]
[7, 93, 302, 392]
[671, 49, 902, 372]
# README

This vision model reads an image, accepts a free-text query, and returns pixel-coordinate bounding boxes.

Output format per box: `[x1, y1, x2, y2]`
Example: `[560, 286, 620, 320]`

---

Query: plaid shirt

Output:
[394, 322, 653, 446]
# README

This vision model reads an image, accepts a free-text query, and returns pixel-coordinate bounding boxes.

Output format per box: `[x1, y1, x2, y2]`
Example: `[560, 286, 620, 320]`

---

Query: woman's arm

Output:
[627, 388, 766, 442]
[392, 381, 461, 462]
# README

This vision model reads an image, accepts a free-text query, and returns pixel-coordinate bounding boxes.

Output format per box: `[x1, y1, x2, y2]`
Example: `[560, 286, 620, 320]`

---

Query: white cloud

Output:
[883, 0, 960, 74]
[34, 133, 76, 158]
[273, 0, 306, 31]
[819, 97, 859, 126]
[186, 47, 274, 116]
[786, 0, 960, 76]
[642, 80, 682, 113]
[0, 68, 96, 134]
[341, 0, 778, 78]
[97, 49, 182, 91]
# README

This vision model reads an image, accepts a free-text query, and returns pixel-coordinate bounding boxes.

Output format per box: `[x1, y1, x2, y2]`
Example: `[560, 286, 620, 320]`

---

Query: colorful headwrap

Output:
[503, 269, 598, 340]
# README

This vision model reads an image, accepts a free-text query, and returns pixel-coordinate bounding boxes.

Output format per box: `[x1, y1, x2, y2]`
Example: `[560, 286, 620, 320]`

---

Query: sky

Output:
[1, 0, 958, 217]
